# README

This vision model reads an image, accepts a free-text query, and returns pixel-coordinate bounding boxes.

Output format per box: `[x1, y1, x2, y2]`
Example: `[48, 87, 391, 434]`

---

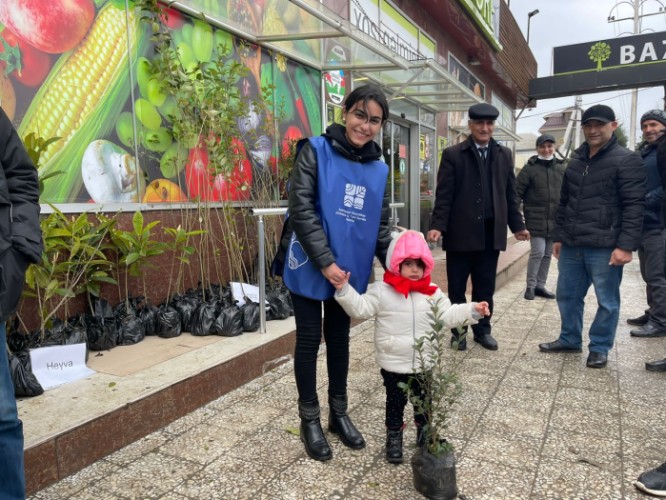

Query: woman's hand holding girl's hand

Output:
[323, 263, 350, 289]
[475, 302, 490, 316]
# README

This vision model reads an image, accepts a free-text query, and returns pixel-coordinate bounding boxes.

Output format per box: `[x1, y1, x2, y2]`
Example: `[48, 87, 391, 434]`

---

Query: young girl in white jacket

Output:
[334, 230, 489, 464]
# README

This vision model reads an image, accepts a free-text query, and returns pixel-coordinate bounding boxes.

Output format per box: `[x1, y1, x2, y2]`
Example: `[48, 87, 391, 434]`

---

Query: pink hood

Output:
[386, 230, 434, 277]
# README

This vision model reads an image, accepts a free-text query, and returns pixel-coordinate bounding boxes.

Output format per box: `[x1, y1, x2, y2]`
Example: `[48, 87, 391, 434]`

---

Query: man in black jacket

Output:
[538, 104, 646, 369]
[0, 107, 43, 499]
[626, 110, 666, 340]
[427, 103, 528, 351]
[516, 134, 566, 301]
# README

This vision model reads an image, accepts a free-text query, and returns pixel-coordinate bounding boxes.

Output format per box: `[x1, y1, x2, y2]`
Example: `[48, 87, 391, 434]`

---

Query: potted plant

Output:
[400, 297, 465, 500]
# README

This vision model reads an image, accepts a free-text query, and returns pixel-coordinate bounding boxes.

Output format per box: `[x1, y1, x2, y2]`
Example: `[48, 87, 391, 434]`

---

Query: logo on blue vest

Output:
[344, 183, 367, 210]
[287, 237, 309, 270]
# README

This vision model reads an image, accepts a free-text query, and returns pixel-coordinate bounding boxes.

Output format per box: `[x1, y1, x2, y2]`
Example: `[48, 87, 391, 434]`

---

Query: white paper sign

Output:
[29, 343, 95, 390]
[230, 282, 270, 309]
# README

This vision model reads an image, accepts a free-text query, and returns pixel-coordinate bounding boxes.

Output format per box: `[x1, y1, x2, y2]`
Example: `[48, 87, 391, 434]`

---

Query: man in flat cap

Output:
[516, 134, 567, 301]
[428, 102, 528, 351]
[539, 104, 645, 369]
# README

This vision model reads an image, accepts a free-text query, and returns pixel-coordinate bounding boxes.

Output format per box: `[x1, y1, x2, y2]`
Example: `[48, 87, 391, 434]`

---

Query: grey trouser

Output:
[526, 236, 553, 289]
[638, 229, 666, 327]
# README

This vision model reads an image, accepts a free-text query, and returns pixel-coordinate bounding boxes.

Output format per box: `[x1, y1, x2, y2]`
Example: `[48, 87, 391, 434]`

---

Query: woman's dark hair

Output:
[343, 84, 389, 123]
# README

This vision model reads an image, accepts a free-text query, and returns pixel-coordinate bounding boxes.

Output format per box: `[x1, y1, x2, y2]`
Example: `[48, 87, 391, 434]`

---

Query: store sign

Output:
[530, 31, 666, 100]
[456, 0, 501, 51]
[350, 0, 436, 61]
[553, 31, 666, 74]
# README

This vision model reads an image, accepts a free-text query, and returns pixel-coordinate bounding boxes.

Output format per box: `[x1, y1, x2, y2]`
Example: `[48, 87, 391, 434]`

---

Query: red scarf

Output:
[383, 271, 438, 298]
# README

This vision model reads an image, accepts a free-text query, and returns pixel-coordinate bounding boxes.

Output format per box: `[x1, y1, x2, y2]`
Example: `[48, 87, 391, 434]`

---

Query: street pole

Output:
[527, 9, 539, 45]
[629, 0, 639, 150]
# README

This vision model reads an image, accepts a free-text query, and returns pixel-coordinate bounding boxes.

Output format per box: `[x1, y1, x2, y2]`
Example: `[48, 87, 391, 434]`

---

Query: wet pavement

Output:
[27, 257, 666, 499]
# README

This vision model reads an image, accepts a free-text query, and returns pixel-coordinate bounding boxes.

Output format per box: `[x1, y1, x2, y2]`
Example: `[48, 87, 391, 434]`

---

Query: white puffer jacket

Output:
[335, 230, 479, 373]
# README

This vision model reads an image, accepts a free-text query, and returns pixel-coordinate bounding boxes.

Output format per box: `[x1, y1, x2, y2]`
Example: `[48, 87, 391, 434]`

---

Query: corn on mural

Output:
[0, 0, 324, 204]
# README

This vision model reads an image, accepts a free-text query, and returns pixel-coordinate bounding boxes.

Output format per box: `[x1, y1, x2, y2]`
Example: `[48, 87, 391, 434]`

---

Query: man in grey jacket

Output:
[538, 104, 645, 369]
[0, 107, 43, 499]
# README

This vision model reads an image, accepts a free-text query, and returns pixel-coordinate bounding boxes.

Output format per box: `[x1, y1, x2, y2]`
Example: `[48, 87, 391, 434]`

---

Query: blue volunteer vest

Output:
[283, 136, 388, 300]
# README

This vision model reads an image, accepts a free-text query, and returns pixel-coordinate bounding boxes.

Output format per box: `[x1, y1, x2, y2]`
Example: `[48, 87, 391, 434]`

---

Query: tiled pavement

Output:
[27, 258, 666, 499]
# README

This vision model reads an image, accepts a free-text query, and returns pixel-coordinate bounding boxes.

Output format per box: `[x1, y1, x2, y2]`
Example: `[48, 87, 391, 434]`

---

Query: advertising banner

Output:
[1, 0, 323, 205]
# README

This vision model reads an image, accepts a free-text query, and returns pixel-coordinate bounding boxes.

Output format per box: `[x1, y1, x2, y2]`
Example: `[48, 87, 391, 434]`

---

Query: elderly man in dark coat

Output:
[427, 103, 528, 351]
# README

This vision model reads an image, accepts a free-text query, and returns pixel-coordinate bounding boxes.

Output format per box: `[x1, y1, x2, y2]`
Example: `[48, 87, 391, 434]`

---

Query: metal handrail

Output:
[251, 202, 407, 333]
[251, 207, 287, 333]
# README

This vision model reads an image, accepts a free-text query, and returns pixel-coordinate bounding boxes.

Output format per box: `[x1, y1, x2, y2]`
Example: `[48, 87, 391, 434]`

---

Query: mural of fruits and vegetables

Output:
[0, 0, 323, 205]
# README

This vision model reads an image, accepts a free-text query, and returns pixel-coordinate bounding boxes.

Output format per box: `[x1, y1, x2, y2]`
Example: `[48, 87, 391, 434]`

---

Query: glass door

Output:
[382, 121, 410, 229]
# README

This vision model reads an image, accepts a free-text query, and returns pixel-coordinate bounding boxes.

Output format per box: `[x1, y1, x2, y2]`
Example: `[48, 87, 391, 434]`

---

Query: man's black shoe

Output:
[634, 461, 666, 497]
[524, 288, 535, 300]
[630, 322, 666, 338]
[586, 352, 608, 369]
[627, 314, 649, 326]
[646, 358, 666, 372]
[534, 287, 556, 299]
[474, 334, 498, 350]
[538, 340, 582, 353]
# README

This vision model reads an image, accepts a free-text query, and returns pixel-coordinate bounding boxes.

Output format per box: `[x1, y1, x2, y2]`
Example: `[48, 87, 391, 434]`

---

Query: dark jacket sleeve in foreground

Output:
[0, 107, 42, 263]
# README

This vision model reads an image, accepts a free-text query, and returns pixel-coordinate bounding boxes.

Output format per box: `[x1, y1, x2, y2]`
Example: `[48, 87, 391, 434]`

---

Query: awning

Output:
[166, 0, 520, 141]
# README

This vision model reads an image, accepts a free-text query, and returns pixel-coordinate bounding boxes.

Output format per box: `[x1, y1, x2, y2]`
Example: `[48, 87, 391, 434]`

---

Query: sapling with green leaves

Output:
[110, 210, 168, 305]
[399, 298, 465, 457]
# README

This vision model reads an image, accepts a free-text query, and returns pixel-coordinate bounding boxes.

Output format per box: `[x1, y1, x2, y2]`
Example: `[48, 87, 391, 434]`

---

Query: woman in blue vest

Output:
[276, 85, 391, 461]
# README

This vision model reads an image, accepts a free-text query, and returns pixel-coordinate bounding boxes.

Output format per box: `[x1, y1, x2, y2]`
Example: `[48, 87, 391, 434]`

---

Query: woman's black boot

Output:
[385, 428, 404, 464]
[328, 394, 366, 449]
[298, 399, 332, 461]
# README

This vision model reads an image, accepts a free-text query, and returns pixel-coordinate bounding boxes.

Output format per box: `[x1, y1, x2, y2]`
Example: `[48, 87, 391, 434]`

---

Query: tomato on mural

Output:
[0, 0, 323, 205]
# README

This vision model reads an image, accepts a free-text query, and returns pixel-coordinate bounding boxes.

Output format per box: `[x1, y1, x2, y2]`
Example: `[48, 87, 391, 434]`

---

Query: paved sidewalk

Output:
[29, 259, 666, 499]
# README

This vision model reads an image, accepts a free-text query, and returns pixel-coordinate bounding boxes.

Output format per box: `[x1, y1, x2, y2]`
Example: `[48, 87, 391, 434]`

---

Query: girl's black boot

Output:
[385, 427, 404, 464]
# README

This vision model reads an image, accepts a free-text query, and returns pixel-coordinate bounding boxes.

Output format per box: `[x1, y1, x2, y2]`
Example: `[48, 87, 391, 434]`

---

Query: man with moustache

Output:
[538, 104, 645, 369]
[427, 103, 528, 351]
[626, 110, 666, 343]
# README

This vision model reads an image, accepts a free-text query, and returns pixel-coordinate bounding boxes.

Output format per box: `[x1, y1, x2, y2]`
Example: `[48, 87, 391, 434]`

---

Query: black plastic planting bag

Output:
[170, 293, 198, 332]
[212, 305, 243, 337]
[156, 305, 182, 338]
[138, 303, 159, 336]
[6, 329, 29, 353]
[241, 300, 260, 332]
[191, 302, 217, 336]
[266, 289, 291, 320]
[64, 318, 88, 345]
[85, 299, 118, 351]
[114, 298, 137, 321]
[117, 315, 146, 345]
[411, 447, 458, 500]
[9, 350, 43, 398]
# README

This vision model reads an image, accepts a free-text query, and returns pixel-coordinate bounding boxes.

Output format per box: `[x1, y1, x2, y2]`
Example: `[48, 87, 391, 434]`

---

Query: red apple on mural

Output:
[0, 0, 96, 54]
[185, 138, 253, 202]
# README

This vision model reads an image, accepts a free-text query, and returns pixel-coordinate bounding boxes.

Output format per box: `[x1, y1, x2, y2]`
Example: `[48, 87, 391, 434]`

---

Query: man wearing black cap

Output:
[516, 134, 566, 300]
[427, 102, 528, 351]
[538, 104, 646, 369]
